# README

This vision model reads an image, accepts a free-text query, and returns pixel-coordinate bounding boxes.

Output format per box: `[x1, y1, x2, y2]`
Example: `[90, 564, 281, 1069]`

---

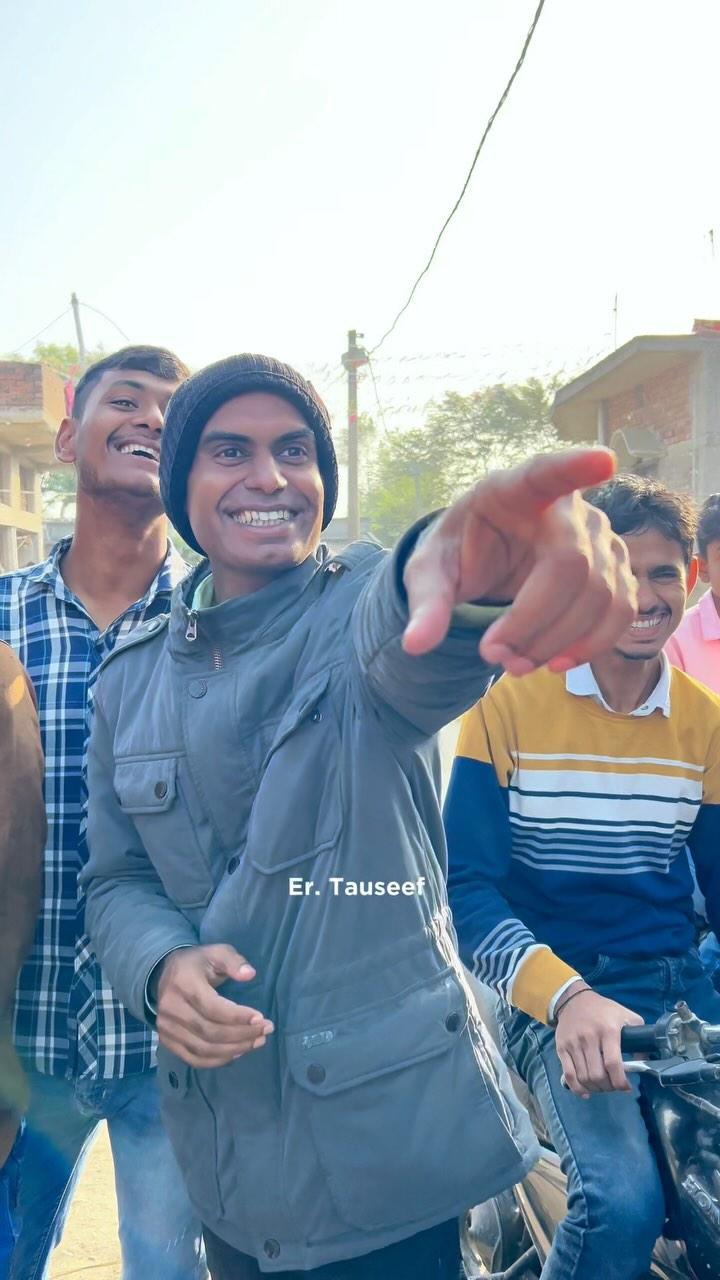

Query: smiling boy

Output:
[445, 475, 720, 1280]
[0, 347, 207, 1279]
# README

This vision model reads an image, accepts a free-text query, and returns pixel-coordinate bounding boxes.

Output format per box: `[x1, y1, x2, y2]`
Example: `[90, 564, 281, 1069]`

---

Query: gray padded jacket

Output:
[83, 530, 538, 1272]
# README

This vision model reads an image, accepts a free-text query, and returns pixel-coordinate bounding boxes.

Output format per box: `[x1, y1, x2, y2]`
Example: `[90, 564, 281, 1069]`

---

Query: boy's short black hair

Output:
[697, 494, 720, 558]
[72, 346, 190, 422]
[584, 474, 697, 567]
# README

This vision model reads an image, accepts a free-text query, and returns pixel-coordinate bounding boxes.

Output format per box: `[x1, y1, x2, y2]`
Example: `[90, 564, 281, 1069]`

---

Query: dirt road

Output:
[49, 1126, 120, 1279]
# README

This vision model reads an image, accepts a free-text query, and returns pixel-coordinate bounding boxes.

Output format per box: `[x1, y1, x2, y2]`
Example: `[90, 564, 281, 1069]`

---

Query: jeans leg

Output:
[105, 1072, 207, 1280]
[677, 957, 720, 1020]
[507, 1020, 665, 1280]
[9, 1074, 98, 1280]
[698, 932, 720, 983]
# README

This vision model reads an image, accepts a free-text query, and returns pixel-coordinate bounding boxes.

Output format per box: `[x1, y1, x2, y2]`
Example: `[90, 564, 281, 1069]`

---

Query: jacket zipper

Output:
[185, 608, 223, 670]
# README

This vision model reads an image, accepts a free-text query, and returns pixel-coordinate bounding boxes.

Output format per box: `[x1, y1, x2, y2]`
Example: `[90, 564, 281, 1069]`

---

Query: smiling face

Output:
[55, 368, 180, 509]
[614, 526, 690, 660]
[186, 392, 324, 601]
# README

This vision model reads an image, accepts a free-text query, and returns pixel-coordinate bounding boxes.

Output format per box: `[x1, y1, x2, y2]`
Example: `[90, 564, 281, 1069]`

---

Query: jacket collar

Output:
[168, 546, 331, 663]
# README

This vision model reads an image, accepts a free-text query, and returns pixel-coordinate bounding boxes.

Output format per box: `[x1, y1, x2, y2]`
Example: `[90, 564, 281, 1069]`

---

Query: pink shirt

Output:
[666, 590, 720, 695]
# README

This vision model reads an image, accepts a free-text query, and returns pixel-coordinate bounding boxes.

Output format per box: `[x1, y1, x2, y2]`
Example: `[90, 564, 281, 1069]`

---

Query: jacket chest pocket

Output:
[114, 756, 218, 909]
[247, 670, 342, 875]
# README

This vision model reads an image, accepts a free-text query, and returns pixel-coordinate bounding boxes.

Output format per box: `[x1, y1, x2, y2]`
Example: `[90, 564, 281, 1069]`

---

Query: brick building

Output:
[552, 320, 720, 500]
[0, 361, 66, 569]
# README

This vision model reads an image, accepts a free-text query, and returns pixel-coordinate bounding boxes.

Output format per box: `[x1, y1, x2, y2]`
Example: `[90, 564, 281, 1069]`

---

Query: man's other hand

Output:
[402, 447, 637, 675]
[154, 944, 274, 1069]
[555, 989, 644, 1097]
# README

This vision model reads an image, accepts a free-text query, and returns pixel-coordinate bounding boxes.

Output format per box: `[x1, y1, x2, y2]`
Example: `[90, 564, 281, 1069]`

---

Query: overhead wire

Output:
[370, 0, 548, 354]
[79, 301, 132, 343]
[11, 308, 72, 354]
[364, 355, 390, 434]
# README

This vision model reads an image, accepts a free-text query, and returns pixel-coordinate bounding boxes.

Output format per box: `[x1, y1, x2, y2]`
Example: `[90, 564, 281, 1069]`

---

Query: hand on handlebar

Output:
[555, 989, 644, 1098]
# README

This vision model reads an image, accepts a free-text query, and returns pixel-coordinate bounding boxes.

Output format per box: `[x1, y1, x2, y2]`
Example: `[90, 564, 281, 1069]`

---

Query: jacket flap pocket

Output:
[266, 669, 332, 759]
[285, 973, 468, 1097]
[114, 757, 178, 814]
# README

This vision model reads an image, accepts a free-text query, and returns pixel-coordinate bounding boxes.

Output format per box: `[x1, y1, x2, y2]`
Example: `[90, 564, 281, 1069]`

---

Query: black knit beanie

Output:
[160, 354, 338, 554]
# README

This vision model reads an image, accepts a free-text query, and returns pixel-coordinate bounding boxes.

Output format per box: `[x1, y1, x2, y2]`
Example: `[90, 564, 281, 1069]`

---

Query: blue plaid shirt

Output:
[0, 539, 187, 1080]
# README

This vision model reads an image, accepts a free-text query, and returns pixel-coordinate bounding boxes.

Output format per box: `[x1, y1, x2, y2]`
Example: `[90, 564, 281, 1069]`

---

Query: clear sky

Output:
[3, 0, 720, 431]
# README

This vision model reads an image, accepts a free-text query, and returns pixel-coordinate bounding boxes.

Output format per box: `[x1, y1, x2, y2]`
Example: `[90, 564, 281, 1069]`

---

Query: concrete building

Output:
[0, 361, 66, 569]
[552, 320, 720, 500]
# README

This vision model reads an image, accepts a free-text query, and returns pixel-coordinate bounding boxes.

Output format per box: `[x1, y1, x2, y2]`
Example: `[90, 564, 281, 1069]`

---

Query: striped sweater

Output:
[444, 665, 720, 1023]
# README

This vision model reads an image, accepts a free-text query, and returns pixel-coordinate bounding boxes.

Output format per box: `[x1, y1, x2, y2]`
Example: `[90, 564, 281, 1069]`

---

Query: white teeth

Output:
[118, 443, 159, 461]
[630, 616, 663, 630]
[230, 509, 293, 527]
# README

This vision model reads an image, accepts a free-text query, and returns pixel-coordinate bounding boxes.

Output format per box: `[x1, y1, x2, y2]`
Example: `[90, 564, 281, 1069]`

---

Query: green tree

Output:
[365, 427, 450, 546]
[33, 341, 106, 378]
[427, 377, 561, 496]
[363, 377, 562, 546]
[41, 468, 77, 519]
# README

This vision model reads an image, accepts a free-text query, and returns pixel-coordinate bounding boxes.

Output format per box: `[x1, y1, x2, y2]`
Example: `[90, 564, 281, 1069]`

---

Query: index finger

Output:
[601, 1030, 632, 1092]
[501, 448, 616, 516]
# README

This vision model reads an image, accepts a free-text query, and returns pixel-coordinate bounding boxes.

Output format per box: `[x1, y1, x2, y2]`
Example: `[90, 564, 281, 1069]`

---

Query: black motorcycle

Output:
[462, 1001, 720, 1280]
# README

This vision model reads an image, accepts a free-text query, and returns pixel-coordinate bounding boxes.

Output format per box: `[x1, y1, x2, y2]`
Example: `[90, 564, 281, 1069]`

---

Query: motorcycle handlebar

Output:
[620, 1025, 660, 1054]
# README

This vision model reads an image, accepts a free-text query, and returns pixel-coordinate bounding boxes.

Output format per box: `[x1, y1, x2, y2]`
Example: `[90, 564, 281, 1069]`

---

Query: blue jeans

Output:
[501, 950, 720, 1280]
[699, 929, 720, 983]
[9, 1069, 207, 1280]
[0, 1126, 24, 1280]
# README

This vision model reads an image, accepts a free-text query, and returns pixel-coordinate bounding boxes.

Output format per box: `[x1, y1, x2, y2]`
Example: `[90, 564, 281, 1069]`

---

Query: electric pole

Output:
[70, 292, 87, 367]
[341, 329, 368, 542]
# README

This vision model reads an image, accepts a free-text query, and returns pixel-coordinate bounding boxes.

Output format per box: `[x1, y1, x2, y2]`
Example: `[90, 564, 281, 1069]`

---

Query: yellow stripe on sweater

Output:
[511, 949, 581, 1024]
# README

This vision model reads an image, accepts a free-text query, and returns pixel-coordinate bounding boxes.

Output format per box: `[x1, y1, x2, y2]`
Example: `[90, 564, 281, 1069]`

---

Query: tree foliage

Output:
[363, 377, 562, 546]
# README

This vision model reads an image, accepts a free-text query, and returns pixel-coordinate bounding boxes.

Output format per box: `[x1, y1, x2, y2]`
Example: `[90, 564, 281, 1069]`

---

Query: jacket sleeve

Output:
[0, 645, 45, 1125]
[352, 518, 505, 737]
[445, 694, 579, 1024]
[81, 683, 199, 1024]
[688, 722, 720, 940]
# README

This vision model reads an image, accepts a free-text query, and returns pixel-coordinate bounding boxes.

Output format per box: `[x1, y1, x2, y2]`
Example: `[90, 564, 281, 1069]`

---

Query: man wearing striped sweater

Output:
[445, 475, 720, 1280]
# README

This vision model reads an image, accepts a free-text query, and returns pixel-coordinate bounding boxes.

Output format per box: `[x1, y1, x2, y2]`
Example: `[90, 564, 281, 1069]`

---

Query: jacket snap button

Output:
[445, 1012, 462, 1034]
[307, 1063, 326, 1084]
[154, 781, 168, 799]
[310, 708, 322, 723]
[263, 1240, 281, 1259]
[189, 679, 207, 699]
[168, 1071, 179, 1089]
[227, 856, 240, 874]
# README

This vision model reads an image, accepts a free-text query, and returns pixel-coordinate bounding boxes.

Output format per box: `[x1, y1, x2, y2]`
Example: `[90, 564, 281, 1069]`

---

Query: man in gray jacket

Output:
[82, 354, 636, 1279]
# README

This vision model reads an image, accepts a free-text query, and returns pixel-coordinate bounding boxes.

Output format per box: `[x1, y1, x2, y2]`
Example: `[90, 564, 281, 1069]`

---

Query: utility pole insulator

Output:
[342, 329, 369, 543]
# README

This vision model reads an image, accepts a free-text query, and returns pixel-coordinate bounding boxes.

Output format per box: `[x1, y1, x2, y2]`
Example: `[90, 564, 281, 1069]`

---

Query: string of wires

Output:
[371, 0, 548, 355]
